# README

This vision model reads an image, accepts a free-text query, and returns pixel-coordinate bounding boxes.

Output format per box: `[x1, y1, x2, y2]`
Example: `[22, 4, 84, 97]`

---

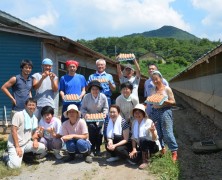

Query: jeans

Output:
[66, 139, 91, 154]
[150, 107, 178, 151]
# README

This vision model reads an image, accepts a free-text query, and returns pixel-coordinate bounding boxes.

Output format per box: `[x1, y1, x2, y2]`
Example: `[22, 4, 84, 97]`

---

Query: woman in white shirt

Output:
[129, 104, 161, 169]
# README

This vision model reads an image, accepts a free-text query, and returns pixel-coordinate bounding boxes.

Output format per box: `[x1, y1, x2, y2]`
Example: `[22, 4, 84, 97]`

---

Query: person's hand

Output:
[49, 72, 56, 81]
[42, 71, 50, 79]
[149, 122, 156, 133]
[15, 146, 23, 157]
[47, 127, 56, 137]
[109, 144, 116, 151]
[129, 149, 137, 159]
[85, 114, 90, 120]
[33, 139, 39, 149]
[11, 98, 16, 106]
[103, 113, 106, 119]
[107, 140, 113, 147]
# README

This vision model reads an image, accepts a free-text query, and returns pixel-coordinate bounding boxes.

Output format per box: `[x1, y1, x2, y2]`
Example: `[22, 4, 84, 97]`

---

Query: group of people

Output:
[1, 56, 178, 170]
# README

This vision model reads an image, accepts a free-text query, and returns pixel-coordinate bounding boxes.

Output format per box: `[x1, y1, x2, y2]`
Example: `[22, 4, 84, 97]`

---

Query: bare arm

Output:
[79, 87, 86, 99]
[133, 59, 141, 78]
[62, 133, 88, 141]
[11, 125, 23, 157]
[116, 63, 123, 79]
[108, 81, 116, 91]
[1, 76, 16, 105]
[163, 87, 176, 106]
[50, 73, 58, 92]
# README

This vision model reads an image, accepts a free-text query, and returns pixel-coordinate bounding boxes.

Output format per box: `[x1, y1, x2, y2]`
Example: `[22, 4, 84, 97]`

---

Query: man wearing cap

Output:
[1, 59, 33, 118]
[144, 63, 168, 116]
[32, 58, 58, 120]
[61, 104, 92, 163]
[59, 60, 86, 122]
[87, 59, 116, 106]
[117, 59, 141, 100]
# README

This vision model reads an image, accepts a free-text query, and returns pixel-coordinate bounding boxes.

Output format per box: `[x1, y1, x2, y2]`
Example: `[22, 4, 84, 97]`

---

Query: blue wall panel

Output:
[0, 31, 42, 121]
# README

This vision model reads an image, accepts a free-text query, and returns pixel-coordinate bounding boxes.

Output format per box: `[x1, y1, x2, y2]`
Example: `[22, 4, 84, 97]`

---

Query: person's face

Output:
[42, 64, 52, 72]
[43, 113, 53, 123]
[96, 61, 106, 73]
[25, 101, 37, 115]
[68, 64, 77, 74]
[148, 65, 157, 76]
[133, 109, 144, 121]
[109, 107, 119, 120]
[121, 87, 132, 98]
[151, 74, 162, 86]
[67, 110, 79, 120]
[22, 65, 32, 76]
[91, 86, 100, 97]
[125, 68, 134, 77]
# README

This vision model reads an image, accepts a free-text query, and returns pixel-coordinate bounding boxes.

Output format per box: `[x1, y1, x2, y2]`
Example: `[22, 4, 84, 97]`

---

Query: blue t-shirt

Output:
[59, 74, 86, 105]
[12, 74, 33, 111]
[87, 72, 115, 97]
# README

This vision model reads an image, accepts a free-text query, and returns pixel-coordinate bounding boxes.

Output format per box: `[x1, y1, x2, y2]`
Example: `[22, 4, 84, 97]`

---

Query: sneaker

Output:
[53, 149, 63, 160]
[172, 151, 178, 162]
[126, 159, 136, 165]
[63, 153, 75, 162]
[106, 156, 120, 162]
[139, 162, 149, 169]
[2, 151, 9, 166]
[94, 150, 102, 157]
[85, 155, 93, 163]
[36, 151, 48, 159]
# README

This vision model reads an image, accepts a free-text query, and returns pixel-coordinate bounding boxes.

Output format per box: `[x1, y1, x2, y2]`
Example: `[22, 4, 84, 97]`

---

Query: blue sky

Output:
[0, 0, 221, 41]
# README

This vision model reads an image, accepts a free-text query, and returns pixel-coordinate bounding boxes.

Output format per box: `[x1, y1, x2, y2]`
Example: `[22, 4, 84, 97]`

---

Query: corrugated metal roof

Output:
[170, 43, 222, 81]
[0, 10, 49, 34]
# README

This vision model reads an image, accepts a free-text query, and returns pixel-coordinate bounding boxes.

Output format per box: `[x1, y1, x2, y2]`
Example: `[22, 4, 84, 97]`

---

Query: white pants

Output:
[7, 141, 46, 168]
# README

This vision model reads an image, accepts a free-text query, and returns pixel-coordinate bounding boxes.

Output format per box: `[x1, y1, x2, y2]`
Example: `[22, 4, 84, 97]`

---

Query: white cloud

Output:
[66, 0, 191, 38]
[26, 10, 59, 29]
[191, 0, 222, 26]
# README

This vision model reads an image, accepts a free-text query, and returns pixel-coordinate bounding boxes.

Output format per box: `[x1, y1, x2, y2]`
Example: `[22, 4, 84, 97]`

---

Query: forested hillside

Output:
[125, 25, 199, 40]
[77, 32, 220, 80]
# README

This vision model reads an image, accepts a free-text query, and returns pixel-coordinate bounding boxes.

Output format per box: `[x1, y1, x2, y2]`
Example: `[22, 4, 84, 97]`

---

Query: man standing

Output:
[32, 58, 58, 120]
[2, 98, 46, 168]
[144, 63, 169, 115]
[59, 60, 86, 122]
[117, 59, 141, 100]
[88, 59, 116, 106]
[1, 59, 33, 117]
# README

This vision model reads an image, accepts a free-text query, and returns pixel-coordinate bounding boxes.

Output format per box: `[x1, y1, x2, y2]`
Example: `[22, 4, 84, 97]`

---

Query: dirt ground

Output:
[2, 94, 222, 180]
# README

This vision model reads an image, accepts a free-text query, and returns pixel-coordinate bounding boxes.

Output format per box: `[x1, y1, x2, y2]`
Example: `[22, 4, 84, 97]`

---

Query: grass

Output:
[149, 150, 179, 180]
[0, 135, 21, 179]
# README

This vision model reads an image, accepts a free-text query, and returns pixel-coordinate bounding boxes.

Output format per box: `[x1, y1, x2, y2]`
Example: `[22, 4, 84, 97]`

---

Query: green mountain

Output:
[125, 25, 199, 40]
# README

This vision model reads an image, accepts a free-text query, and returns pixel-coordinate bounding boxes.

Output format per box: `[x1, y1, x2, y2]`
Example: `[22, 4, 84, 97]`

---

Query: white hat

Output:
[63, 104, 81, 118]
[132, 104, 148, 118]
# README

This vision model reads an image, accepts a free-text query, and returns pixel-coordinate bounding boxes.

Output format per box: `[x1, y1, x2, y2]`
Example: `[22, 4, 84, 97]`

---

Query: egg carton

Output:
[145, 95, 168, 105]
[63, 94, 81, 102]
[117, 53, 135, 62]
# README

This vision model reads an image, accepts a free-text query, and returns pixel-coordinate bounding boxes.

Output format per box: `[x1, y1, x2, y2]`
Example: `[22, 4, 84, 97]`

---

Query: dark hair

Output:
[120, 82, 133, 91]
[41, 106, 54, 116]
[109, 104, 120, 114]
[20, 59, 33, 69]
[25, 98, 37, 105]
[147, 63, 158, 70]
[133, 109, 146, 117]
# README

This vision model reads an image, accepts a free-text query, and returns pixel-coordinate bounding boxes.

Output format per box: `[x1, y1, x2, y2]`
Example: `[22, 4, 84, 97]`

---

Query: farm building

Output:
[170, 43, 222, 129]
[0, 10, 146, 123]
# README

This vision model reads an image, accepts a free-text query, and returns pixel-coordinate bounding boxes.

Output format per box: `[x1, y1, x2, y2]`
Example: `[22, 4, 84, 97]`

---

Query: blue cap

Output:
[42, 58, 53, 65]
